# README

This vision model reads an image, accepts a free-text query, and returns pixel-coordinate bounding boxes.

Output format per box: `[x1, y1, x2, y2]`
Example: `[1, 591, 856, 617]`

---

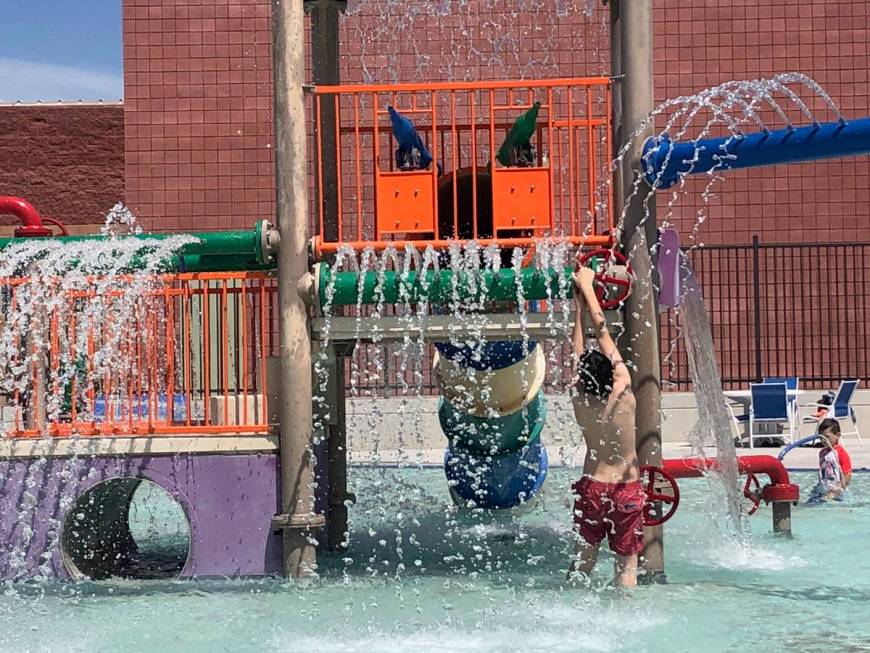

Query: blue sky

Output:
[0, 1, 122, 102]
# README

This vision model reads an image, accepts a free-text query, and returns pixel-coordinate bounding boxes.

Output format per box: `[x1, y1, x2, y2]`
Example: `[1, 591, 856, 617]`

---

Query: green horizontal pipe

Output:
[0, 222, 276, 273]
[318, 264, 576, 307]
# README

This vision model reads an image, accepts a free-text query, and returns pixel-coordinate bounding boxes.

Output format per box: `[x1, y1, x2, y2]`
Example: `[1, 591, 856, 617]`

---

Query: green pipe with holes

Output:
[0, 221, 277, 273]
[315, 264, 578, 308]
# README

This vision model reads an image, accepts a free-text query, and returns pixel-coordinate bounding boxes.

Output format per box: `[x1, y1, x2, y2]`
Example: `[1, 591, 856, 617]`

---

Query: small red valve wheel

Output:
[640, 464, 680, 526]
[577, 248, 633, 309]
[743, 473, 762, 516]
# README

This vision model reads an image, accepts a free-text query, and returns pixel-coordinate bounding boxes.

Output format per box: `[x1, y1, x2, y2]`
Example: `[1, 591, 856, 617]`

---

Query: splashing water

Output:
[676, 254, 746, 536]
[342, 0, 605, 85]
[0, 206, 197, 432]
[610, 74, 848, 533]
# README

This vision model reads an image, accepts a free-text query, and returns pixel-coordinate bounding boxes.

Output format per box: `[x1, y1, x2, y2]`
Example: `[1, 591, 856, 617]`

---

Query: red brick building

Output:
[119, 0, 868, 245]
[0, 103, 124, 232]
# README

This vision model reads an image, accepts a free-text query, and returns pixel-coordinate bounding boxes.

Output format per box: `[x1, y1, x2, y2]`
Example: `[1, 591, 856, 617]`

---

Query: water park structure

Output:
[1, 0, 868, 584]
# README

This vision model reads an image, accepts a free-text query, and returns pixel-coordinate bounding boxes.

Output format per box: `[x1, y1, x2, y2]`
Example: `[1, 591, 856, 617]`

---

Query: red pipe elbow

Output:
[662, 455, 799, 503]
[0, 196, 54, 238]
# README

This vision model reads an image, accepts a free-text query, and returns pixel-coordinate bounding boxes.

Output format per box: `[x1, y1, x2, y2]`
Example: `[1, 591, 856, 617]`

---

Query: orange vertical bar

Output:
[604, 82, 615, 234]
[451, 90, 458, 239]
[184, 281, 192, 426]
[202, 281, 211, 425]
[241, 281, 249, 427]
[135, 305, 143, 424]
[150, 299, 159, 430]
[470, 90, 478, 239]
[547, 87, 555, 232]
[30, 342, 39, 435]
[87, 319, 95, 424]
[567, 85, 576, 236]
[585, 85, 597, 235]
[259, 282, 267, 425]
[11, 286, 20, 433]
[165, 283, 176, 423]
[103, 317, 112, 433]
[353, 93, 363, 241]
[556, 119, 565, 233]
[49, 308, 59, 425]
[145, 300, 160, 432]
[334, 94, 343, 243]
[488, 87, 497, 239]
[430, 90, 439, 240]
[372, 91, 381, 241]
[69, 312, 77, 424]
[221, 279, 229, 427]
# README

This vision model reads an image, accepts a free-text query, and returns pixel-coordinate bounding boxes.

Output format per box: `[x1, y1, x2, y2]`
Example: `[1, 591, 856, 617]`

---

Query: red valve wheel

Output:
[743, 473, 762, 516]
[577, 248, 633, 309]
[640, 464, 681, 527]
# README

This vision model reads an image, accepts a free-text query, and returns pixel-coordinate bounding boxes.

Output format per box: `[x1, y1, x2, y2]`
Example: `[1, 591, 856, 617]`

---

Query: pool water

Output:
[2, 469, 869, 653]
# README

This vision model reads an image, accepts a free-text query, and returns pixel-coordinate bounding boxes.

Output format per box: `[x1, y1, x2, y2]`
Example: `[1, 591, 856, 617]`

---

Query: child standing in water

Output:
[808, 418, 852, 503]
[567, 267, 644, 587]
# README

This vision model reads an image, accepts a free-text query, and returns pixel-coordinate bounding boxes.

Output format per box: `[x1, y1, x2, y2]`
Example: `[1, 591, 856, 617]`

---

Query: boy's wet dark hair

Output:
[819, 418, 841, 436]
[577, 349, 614, 399]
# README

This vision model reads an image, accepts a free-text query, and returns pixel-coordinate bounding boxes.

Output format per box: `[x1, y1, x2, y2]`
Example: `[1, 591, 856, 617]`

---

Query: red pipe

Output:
[663, 455, 799, 503]
[0, 196, 54, 237]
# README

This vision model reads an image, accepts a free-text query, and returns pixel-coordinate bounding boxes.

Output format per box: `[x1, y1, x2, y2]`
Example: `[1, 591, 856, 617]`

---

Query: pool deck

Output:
[348, 440, 870, 471]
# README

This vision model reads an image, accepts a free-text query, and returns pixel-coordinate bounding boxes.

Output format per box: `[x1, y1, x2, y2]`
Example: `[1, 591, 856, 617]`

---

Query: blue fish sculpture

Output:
[388, 105, 437, 172]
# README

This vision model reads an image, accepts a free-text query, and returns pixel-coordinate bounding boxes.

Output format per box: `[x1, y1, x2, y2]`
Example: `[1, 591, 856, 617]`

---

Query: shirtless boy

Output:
[567, 266, 644, 587]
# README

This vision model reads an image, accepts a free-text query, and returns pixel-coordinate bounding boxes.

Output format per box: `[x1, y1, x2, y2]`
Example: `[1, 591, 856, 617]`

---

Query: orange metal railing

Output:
[0, 272, 277, 438]
[311, 77, 615, 258]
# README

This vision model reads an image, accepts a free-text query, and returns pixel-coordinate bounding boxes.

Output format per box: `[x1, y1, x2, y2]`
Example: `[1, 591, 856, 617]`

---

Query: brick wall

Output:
[123, 0, 275, 232]
[0, 104, 124, 228]
[653, 0, 870, 246]
[122, 0, 870, 245]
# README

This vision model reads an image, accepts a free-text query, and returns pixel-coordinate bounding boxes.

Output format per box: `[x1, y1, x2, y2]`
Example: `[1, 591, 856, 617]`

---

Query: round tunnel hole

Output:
[61, 477, 191, 581]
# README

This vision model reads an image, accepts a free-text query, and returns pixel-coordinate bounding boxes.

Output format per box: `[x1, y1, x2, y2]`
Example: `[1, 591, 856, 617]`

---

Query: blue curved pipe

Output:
[778, 434, 821, 461]
[435, 340, 548, 509]
[642, 117, 870, 189]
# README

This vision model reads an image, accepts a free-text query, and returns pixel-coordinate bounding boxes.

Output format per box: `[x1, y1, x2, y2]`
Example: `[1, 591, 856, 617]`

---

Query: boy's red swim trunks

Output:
[572, 476, 645, 556]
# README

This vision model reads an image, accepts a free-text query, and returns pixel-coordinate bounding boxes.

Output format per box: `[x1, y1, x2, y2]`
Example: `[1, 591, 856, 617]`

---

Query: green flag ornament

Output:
[496, 101, 541, 167]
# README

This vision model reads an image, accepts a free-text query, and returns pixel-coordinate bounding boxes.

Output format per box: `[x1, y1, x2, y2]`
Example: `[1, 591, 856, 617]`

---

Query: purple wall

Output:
[0, 453, 282, 580]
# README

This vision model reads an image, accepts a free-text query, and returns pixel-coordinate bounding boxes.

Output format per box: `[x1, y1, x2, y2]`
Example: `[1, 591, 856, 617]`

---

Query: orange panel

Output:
[375, 170, 437, 236]
[491, 167, 552, 233]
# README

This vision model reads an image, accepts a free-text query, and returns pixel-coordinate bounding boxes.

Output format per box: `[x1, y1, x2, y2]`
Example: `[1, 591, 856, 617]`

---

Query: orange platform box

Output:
[375, 170, 437, 237]
[491, 167, 552, 233]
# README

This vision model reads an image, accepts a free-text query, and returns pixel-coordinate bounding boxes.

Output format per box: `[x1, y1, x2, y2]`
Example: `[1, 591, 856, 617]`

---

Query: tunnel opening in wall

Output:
[61, 477, 191, 580]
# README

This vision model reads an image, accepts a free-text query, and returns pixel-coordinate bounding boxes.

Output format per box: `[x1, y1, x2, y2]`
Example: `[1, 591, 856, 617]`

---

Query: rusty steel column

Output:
[772, 502, 792, 536]
[305, 0, 346, 245]
[271, 0, 323, 577]
[304, 0, 352, 552]
[614, 0, 664, 583]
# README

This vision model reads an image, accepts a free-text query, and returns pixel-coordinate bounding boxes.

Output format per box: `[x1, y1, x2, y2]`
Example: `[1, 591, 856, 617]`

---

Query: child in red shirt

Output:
[808, 418, 852, 503]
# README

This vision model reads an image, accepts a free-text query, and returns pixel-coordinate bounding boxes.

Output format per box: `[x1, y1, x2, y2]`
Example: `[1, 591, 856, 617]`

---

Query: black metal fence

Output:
[341, 238, 870, 395]
[661, 238, 870, 391]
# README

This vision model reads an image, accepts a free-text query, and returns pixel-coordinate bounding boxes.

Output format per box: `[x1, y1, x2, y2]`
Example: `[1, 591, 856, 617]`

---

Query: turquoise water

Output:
[3, 469, 869, 653]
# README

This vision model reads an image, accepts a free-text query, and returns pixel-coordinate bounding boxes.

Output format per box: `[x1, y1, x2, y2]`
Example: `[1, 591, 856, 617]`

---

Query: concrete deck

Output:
[347, 441, 870, 470]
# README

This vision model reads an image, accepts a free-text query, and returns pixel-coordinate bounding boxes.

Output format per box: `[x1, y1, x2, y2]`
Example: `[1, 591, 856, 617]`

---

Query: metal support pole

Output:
[609, 0, 623, 202]
[752, 234, 763, 382]
[305, 0, 346, 245]
[272, 0, 323, 577]
[772, 502, 792, 536]
[325, 342, 355, 551]
[614, 0, 664, 583]
[619, 0, 658, 251]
